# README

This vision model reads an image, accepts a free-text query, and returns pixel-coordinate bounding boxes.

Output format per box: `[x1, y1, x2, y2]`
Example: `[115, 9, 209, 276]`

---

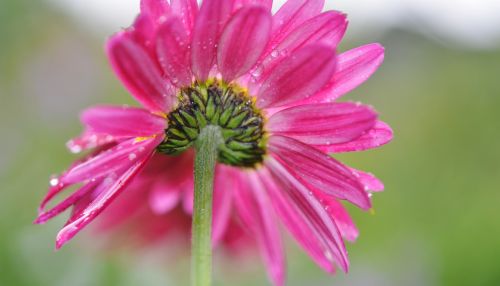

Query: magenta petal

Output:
[140, 0, 171, 21]
[212, 165, 234, 246]
[191, 0, 234, 80]
[256, 45, 337, 108]
[64, 137, 161, 184]
[268, 135, 371, 210]
[350, 168, 385, 192]
[217, 6, 272, 81]
[266, 157, 349, 272]
[315, 43, 385, 102]
[81, 105, 165, 137]
[35, 181, 99, 224]
[234, 0, 272, 10]
[156, 17, 193, 87]
[149, 184, 181, 215]
[106, 32, 175, 112]
[258, 12, 347, 77]
[268, 102, 377, 146]
[234, 171, 285, 286]
[170, 0, 198, 32]
[66, 131, 115, 154]
[259, 168, 335, 273]
[271, 0, 325, 45]
[55, 154, 153, 249]
[324, 199, 359, 242]
[320, 120, 393, 153]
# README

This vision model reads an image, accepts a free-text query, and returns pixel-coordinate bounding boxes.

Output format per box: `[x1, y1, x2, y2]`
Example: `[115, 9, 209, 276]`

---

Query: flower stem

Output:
[192, 125, 223, 286]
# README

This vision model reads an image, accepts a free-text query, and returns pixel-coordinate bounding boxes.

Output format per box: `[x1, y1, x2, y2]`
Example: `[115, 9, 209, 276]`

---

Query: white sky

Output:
[48, 0, 500, 49]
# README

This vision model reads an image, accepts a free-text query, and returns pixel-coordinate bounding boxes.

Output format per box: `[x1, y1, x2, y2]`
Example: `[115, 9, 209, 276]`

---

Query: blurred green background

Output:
[1, 1, 499, 285]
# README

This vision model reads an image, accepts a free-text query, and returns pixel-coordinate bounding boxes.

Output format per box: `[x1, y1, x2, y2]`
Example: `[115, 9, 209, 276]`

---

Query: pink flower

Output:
[36, 0, 393, 285]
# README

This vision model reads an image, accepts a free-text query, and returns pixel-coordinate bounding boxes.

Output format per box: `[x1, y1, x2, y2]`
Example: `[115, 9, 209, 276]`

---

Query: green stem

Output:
[191, 125, 223, 286]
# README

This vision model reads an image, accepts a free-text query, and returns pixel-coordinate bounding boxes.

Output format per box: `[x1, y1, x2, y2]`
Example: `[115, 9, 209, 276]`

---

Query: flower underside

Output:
[157, 80, 267, 168]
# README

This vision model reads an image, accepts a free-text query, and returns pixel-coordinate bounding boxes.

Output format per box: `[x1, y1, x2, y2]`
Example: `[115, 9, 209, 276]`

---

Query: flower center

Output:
[157, 80, 267, 168]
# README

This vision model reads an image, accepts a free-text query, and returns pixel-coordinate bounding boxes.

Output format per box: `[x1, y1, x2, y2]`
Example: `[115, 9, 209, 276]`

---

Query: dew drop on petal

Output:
[128, 153, 137, 161]
[49, 177, 59, 187]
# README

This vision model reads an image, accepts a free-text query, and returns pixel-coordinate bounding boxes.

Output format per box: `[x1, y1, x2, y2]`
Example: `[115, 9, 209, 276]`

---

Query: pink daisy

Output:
[36, 0, 393, 285]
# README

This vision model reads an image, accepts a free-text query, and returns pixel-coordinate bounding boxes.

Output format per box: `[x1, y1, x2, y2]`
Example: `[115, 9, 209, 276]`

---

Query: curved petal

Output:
[191, 0, 234, 80]
[149, 183, 181, 215]
[234, 0, 272, 10]
[256, 45, 337, 108]
[140, 0, 171, 22]
[156, 16, 193, 87]
[257, 12, 347, 78]
[35, 181, 100, 224]
[258, 168, 335, 273]
[55, 152, 154, 249]
[217, 6, 272, 81]
[271, 0, 325, 45]
[64, 136, 162, 184]
[268, 102, 377, 146]
[268, 135, 371, 210]
[314, 43, 385, 103]
[66, 132, 116, 154]
[266, 157, 349, 272]
[323, 199, 359, 242]
[318, 121, 393, 153]
[170, 0, 198, 32]
[350, 168, 384, 192]
[81, 105, 165, 137]
[212, 165, 234, 247]
[234, 171, 286, 286]
[106, 32, 175, 112]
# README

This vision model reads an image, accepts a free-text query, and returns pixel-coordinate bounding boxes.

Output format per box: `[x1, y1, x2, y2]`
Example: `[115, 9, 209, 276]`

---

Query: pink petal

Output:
[81, 105, 165, 137]
[64, 136, 162, 184]
[149, 183, 181, 215]
[217, 6, 272, 81]
[266, 157, 349, 272]
[171, 0, 198, 33]
[191, 0, 234, 80]
[314, 43, 385, 103]
[156, 16, 193, 87]
[234, 0, 272, 10]
[268, 102, 377, 146]
[319, 121, 393, 153]
[258, 11, 346, 77]
[350, 168, 385, 192]
[55, 153, 153, 249]
[271, 0, 325, 45]
[234, 171, 286, 286]
[66, 132, 116, 154]
[140, 0, 171, 22]
[268, 135, 371, 210]
[35, 181, 99, 224]
[256, 45, 337, 108]
[258, 168, 335, 273]
[106, 32, 175, 112]
[324, 199, 359, 242]
[212, 165, 234, 247]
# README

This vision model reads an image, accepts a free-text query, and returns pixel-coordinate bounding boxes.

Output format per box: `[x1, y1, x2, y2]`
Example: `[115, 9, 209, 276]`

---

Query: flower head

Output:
[36, 0, 393, 285]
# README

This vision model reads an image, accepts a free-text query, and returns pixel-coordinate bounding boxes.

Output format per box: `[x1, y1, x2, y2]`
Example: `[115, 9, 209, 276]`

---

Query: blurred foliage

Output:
[1, 1, 499, 286]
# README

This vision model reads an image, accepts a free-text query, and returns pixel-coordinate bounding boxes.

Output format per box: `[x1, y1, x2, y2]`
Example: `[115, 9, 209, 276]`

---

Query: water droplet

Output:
[49, 177, 59, 187]
[69, 144, 82, 154]
[129, 153, 137, 160]
[270, 50, 279, 58]
[250, 65, 263, 77]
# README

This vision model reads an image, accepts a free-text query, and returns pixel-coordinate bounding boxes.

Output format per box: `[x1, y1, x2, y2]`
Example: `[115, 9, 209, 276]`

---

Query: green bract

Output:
[157, 80, 267, 168]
